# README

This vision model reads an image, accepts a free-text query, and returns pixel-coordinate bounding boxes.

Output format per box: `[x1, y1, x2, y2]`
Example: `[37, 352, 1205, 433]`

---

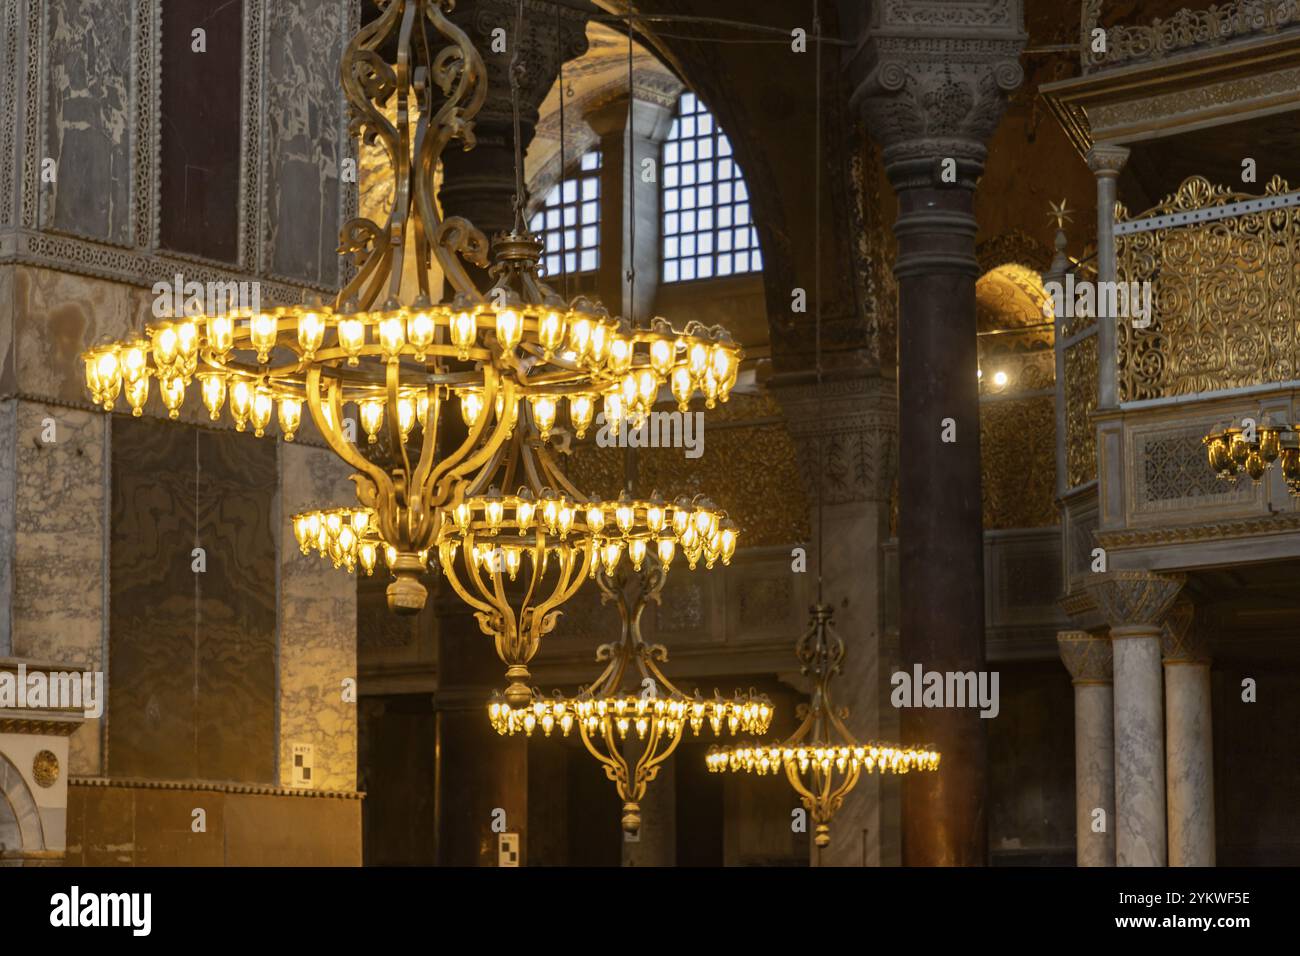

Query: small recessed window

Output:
[661, 93, 761, 283]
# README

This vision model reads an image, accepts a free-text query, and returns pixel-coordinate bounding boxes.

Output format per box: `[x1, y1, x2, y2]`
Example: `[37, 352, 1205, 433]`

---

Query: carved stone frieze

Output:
[768, 371, 897, 505]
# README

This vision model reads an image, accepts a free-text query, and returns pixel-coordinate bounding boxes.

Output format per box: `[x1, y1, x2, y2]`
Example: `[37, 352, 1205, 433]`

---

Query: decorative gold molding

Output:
[1096, 510, 1300, 548]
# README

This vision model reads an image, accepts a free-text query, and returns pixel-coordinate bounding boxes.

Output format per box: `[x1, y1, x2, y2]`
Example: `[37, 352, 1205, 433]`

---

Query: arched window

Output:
[661, 92, 761, 283]
[529, 150, 602, 278]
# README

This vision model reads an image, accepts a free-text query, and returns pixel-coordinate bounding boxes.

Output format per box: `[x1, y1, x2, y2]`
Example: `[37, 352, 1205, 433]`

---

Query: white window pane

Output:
[699, 113, 713, 134]
[698, 209, 712, 230]
[736, 202, 750, 224]
[719, 182, 733, 204]
[735, 252, 749, 272]
[682, 141, 696, 162]
[719, 231, 731, 252]
[665, 212, 679, 234]
[664, 190, 678, 211]
[664, 165, 679, 187]
[718, 254, 733, 275]
[665, 236, 678, 258]
[734, 227, 748, 248]
[563, 180, 577, 203]
[565, 252, 577, 273]
[581, 151, 600, 170]
[736, 181, 749, 202]
[582, 178, 598, 200]
[580, 250, 597, 272]
[665, 260, 679, 282]
[699, 233, 713, 254]
[698, 138, 713, 160]
[529, 212, 544, 231]
[697, 256, 712, 278]
[682, 259, 696, 280]
[665, 141, 678, 163]
[719, 206, 732, 227]
[682, 117, 695, 137]
[546, 255, 560, 275]
[582, 201, 598, 222]
[719, 158, 733, 179]
[718, 135, 732, 156]
[682, 211, 696, 232]
[682, 187, 696, 209]
[563, 206, 577, 227]
[682, 164, 696, 186]
[581, 225, 597, 247]
[751, 248, 763, 270]
[697, 160, 713, 183]
[545, 188, 559, 207]
[698, 185, 713, 207]
[683, 235, 696, 256]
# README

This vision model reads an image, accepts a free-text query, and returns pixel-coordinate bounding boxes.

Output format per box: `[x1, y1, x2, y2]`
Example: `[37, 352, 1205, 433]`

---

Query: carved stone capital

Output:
[846, 0, 1027, 189]
[1086, 144, 1130, 178]
[448, 0, 590, 133]
[1088, 570, 1186, 635]
[767, 370, 897, 504]
[1058, 629, 1113, 684]
[1161, 598, 1212, 664]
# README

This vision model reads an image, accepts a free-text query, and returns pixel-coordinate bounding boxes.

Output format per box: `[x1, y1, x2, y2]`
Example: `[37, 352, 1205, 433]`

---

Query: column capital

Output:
[1088, 570, 1186, 635]
[1086, 143, 1131, 177]
[1161, 598, 1213, 664]
[846, 0, 1027, 189]
[1057, 629, 1113, 684]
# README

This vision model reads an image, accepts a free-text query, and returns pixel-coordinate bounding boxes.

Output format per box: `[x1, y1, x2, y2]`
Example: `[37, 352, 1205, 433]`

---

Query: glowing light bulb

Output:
[278, 397, 303, 441]
[337, 318, 365, 364]
[208, 315, 234, 353]
[538, 310, 564, 354]
[568, 316, 592, 356]
[407, 311, 434, 357]
[159, 376, 185, 419]
[153, 323, 180, 366]
[650, 337, 674, 375]
[230, 379, 252, 430]
[297, 311, 324, 355]
[531, 396, 557, 439]
[671, 366, 693, 410]
[251, 388, 274, 437]
[993, 370, 1008, 387]
[451, 311, 476, 357]
[378, 315, 405, 358]
[199, 373, 226, 420]
[250, 313, 278, 360]
[359, 399, 384, 443]
[460, 391, 484, 427]
[495, 308, 522, 350]
[397, 398, 416, 439]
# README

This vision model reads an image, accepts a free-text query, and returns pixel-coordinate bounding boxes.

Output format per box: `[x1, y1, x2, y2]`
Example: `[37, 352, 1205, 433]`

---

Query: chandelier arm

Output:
[383, 0, 420, 305]
[425, 370, 512, 503]
[304, 367, 396, 520]
[580, 722, 625, 786]
[783, 760, 816, 806]
[336, 225, 393, 311]
[384, 359, 415, 491]
[440, 544, 496, 618]
[486, 558, 523, 667]
[407, 387, 443, 542]
[422, 0, 490, 299]
[533, 442, 586, 500]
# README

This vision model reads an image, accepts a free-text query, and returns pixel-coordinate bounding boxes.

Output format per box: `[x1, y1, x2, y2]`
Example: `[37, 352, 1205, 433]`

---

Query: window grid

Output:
[661, 92, 762, 283]
[529, 150, 601, 278]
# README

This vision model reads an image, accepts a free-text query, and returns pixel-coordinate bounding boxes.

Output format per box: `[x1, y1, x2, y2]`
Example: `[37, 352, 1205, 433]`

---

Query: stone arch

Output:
[0, 752, 45, 862]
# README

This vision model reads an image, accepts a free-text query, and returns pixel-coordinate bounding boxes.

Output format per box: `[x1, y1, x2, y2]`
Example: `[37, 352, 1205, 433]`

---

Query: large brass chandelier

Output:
[80, 0, 743, 702]
[706, 604, 938, 848]
[486, 531, 770, 833]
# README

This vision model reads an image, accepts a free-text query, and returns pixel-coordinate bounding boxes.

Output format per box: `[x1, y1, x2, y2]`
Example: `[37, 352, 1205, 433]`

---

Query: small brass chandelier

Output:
[1204, 417, 1300, 494]
[487, 553, 772, 833]
[706, 4, 938, 852]
[81, 0, 741, 655]
[706, 605, 938, 848]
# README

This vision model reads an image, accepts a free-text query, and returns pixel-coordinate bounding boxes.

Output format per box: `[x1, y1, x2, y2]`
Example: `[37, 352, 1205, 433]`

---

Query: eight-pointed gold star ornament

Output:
[1048, 198, 1074, 230]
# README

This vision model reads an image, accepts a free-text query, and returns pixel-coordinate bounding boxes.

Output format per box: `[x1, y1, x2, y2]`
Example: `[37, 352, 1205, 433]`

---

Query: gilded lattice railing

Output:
[1116, 175, 1300, 402]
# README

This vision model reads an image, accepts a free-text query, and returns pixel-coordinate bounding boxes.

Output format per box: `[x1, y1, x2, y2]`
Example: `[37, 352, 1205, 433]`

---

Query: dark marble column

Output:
[440, 0, 590, 281]
[848, 2, 1025, 866]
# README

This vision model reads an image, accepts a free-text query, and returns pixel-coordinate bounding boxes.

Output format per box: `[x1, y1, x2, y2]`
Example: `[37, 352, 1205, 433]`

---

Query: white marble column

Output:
[1090, 570, 1184, 867]
[1057, 630, 1114, 866]
[1161, 601, 1215, 866]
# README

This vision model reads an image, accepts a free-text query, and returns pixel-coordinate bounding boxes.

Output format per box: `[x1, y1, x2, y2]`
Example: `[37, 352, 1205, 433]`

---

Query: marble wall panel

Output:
[13, 265, 152, 405]
[12, 400, 103, 774]
[278, 441, 357, 791]
[45, 0, 133, 244]
[264, 0, 347, 286]
[109, 415, 276, 782]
